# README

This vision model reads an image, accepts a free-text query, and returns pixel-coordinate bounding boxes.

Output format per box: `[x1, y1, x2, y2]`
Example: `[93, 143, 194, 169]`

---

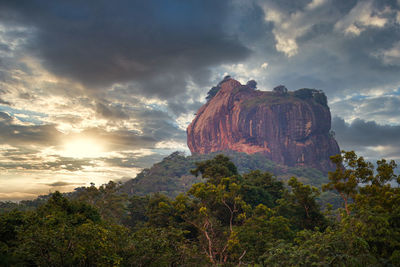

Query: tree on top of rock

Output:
[246, 80, 257, 89]
[206, 76, 232, 101]
[273, 85, 288, 95]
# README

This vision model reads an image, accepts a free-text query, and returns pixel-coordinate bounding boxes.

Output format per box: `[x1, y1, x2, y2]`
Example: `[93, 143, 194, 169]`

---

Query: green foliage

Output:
[246, 80, 257, 89]
[185, 167, 250, 264]
[9, 192, 129, 266]
[1, 151, 399, 266]
[238, 204, 293, 263]
[191, 154, 238, 184]
[124, 227, 206, 266]
[293, 88, 315, 99]
[313, 91, 328, 106]
[146, 193, 177, 228]
[124, 195, 149, 229]
[117, 150, 327, 200]
[0, 210, 26, 266]
[205, 75, 231, 101]
[293, 88, 328, 106]
[240, 170, 284, 208]
[323, 151, 400, 264]
[0, 195, 49, 213]
[206, 86, 221, 101]
[119, 151, 204, 198]
[323, 151, 374, 215]
[261, 227, 377, 266]
[74, 181, 128, 223]
[278, 177, 327, 230]
[273, 85, 288, 95]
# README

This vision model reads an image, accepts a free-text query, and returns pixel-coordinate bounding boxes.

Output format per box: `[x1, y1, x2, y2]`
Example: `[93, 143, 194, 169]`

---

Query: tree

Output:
[323, 151, 400, 263]
[185, 156, 250, 264]
[181, 176, 249, 265]
[191, 154, 238, 185]
[246, 80, 257, 89]
[3, 151, 399, 265]
[273, 85, 288, 95]
[206, 86, 221, 101]
[278, 177, 327, 230]
[240, 170, 283, 208]
[0, 210, 26, 265]
[313, 91, 328, 106]
[13, 192, 129, 266]
[146, 193, 177, 228]
[124, 195, 149, 229]
[294, 88, 315, 99]
[261, 227, 377, 266]
[124, 226, 206, 266]
[205, 75, 231, 101]
[75, 181, 128, 223]
[238, 204, 293, 264]
[323, 151, 373, 215]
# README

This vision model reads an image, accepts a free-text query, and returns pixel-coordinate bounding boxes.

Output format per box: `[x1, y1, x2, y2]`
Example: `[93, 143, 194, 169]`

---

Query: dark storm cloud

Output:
[269, 33, 400, 98]
[245, 0, 400, 100]
[94, 128, 158, 150]
[0, 144, 95, 171]
[0, 82, 11, 105]
[95, 101, 129, 120]
[332, 117, 400, 148]
[0, 156, 94, 172]
[139, 114, 186, 141]
[47, 157, 95, 171]
[264, 0, 311, 13]
[95, 104, 186, 146]
[0, 98, 10, 105]
[0, 111, 11, 121]
[167, 99, 203, 116]
[103, 153, 165, 169]
[128, 107, 186, 139]
[0, 0, 250, 97]
[18, 92, 35, 100]
[359, 96, 400, 119]
[330, 94, 400, 123]
[0, 112, 60, 146]
[0, 43, 11, 52]
[47, 181, 80, 187]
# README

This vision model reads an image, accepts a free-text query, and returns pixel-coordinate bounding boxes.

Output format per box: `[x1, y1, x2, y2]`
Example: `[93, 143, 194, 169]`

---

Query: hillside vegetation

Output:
[119, 150, 328, 199]
[1, 151, 399, 266]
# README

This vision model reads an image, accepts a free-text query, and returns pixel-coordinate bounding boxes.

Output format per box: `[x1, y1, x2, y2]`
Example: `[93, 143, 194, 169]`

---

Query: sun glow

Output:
[61, 138, 104, 158]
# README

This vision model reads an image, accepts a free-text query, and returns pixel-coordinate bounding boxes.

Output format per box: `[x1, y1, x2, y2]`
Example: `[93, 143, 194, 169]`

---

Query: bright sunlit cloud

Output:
[61, 138, 105, 158]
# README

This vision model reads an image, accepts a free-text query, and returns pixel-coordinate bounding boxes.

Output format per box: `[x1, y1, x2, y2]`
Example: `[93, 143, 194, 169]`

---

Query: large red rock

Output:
[187, 78, 340, 172]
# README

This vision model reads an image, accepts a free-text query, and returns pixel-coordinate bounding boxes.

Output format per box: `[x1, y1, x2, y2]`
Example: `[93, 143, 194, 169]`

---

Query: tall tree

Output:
[278, 177, 326, 230]
[323, 151, 373, 215]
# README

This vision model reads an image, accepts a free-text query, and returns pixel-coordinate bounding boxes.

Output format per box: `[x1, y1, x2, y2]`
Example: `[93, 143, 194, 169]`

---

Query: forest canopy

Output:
[0, 151, 399, 266]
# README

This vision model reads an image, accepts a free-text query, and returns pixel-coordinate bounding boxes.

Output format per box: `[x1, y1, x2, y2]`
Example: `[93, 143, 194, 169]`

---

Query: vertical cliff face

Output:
[187, 78, 340, 172]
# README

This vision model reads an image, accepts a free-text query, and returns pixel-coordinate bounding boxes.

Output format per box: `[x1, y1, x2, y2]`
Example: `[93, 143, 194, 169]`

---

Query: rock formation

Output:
[187, 78, 340, 172]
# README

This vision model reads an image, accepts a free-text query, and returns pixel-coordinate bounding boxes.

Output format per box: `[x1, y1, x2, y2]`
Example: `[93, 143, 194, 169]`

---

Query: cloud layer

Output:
[0, 0, 399, 200]
[0, 0, 250, 93]
[333, 117, 400, 160]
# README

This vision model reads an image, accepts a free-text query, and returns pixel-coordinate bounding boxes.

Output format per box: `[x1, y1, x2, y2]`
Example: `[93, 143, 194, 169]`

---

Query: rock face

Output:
[187, 78, 340, 172]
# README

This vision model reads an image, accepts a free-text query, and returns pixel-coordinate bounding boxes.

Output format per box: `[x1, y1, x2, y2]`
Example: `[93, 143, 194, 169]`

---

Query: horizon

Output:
[0, 0, 400, 201]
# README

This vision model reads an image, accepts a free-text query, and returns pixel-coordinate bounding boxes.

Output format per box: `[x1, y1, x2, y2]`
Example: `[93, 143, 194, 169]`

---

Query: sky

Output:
[0, 0, 399, 201]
